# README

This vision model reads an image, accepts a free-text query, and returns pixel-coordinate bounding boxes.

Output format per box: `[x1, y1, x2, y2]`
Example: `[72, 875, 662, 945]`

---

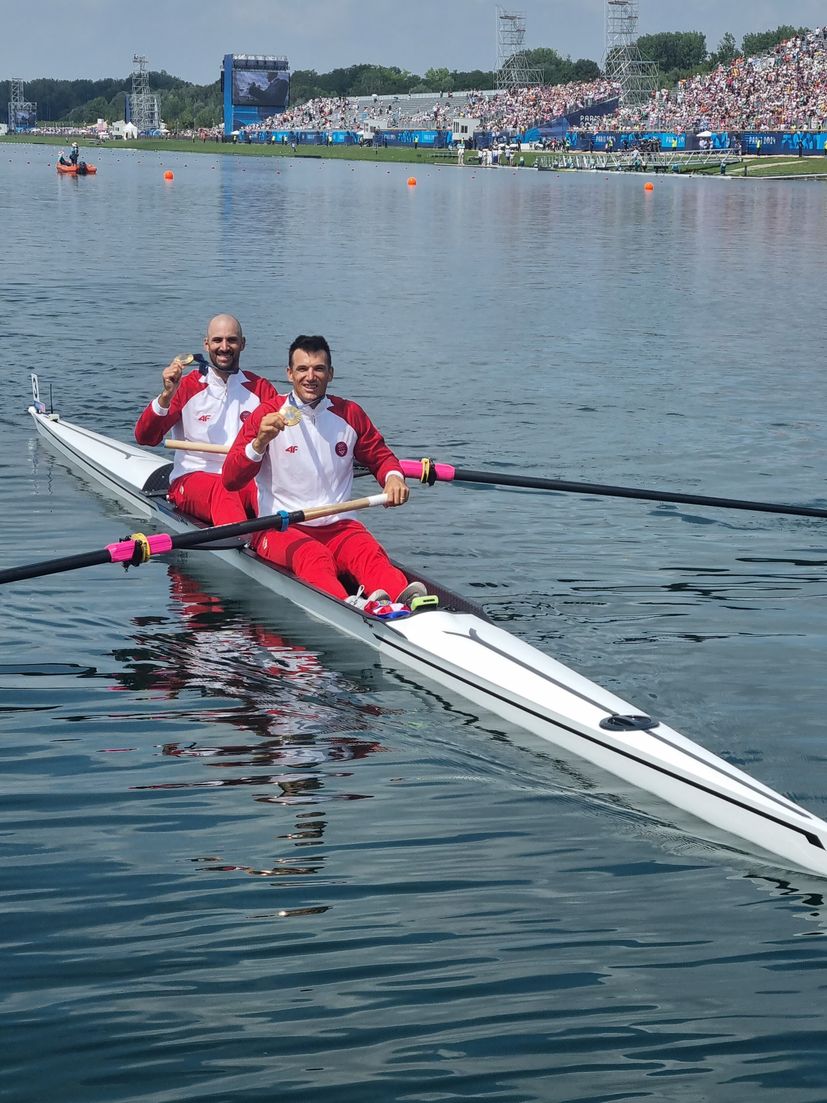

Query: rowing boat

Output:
[25, 402, 827, 878]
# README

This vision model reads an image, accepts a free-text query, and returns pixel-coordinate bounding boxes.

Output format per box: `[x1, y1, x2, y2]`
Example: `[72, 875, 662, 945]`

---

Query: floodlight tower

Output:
[130, 54, 157, 133]
[8, 77, 36, 131]
[495, 7, 543, 90]
[604, 0, 658, 108]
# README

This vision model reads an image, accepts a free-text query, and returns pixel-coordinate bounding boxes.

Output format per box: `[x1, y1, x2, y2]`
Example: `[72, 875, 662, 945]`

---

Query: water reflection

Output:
[111, 565, 390, 893]
[113, 564, 389, 738]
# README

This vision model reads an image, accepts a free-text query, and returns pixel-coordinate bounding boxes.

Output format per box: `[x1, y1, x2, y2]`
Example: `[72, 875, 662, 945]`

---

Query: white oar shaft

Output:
[166, 439, 229, 454]
[301, 494, 388, 521]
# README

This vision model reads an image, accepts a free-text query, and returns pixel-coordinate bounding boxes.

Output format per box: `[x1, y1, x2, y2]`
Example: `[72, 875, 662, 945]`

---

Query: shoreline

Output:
[5, 134, 827, 178]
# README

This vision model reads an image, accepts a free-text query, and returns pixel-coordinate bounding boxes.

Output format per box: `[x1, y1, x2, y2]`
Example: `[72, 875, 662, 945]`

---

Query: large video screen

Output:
[232, 69, 290, 108]
[13, 108, 37, 129]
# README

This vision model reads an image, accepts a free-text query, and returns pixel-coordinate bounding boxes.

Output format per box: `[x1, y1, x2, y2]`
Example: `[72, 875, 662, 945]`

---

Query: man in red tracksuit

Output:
[222, 334, 425, 604]
[135, 314, 279, 525]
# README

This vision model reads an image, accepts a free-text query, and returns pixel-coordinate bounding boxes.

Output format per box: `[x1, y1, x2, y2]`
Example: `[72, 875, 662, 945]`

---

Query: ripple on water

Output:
[3, 146, 827, 1103]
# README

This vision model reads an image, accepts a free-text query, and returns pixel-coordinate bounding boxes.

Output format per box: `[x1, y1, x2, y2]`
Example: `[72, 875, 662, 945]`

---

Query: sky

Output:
[3, 0, 827, 84]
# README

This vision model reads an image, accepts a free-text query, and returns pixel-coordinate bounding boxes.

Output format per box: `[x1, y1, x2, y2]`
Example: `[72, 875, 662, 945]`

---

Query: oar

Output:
[165, 439, 229, 454]
[0, 494, 388, 586]
[398, 459, 827, 521]
[162, 445, 827, 521]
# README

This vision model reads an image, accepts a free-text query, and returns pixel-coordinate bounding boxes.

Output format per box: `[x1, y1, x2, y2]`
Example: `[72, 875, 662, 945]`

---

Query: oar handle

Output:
[166, 439, 230, 454]
[299, 494, 388, 522]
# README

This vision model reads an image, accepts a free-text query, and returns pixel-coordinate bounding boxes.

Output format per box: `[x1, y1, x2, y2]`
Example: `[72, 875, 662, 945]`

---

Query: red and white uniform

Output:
[223, 393, 408, 599]
[135, 367, 278, 526]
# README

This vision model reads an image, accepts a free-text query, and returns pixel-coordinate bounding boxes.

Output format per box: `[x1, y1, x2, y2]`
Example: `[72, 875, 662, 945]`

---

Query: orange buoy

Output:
[407, 176, 417, 186]
[164, 170, 174, 181]
[644, 181, 654, 191]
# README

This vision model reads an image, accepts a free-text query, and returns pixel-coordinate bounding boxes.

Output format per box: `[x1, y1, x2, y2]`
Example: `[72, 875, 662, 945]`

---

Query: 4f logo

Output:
[197, 414, 211, 422]
[285, 445, 299, 453]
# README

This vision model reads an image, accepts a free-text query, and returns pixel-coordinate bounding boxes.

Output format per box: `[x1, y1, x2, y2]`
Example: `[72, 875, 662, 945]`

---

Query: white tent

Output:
[111, 121, 139, 140]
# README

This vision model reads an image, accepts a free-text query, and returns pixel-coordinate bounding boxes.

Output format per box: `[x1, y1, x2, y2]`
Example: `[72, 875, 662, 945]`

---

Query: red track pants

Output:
[253, 519, 408, 600]
[169, 472, 258, 527]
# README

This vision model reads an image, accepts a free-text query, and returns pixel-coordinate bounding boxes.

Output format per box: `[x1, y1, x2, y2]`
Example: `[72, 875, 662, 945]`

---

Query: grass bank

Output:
[5, 133, 825, 177]
[0, 133, 474, 167]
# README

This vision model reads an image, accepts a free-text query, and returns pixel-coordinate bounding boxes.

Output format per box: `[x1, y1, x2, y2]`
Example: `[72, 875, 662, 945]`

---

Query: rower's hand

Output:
[252, 410, 288, 453]
[158, 359, 185, 409]
[383, 474, 409, 507]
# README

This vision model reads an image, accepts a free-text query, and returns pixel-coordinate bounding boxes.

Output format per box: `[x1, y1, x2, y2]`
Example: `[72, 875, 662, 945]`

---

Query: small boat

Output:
[25, 402, 827, 878]
[56, 162, 97, 175]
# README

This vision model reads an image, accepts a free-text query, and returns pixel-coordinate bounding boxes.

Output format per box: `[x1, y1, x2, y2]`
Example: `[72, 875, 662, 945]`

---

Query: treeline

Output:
[637, 25, 811, 86]
[1, 25, 812, 130]
[1, 72, 222, 129]
[289, 49, 600, 102]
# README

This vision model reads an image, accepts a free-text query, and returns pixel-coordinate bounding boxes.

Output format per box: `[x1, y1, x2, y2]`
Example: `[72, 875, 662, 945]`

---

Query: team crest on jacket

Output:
[240, 411, 250, 422]
[335, 441, 348, 457]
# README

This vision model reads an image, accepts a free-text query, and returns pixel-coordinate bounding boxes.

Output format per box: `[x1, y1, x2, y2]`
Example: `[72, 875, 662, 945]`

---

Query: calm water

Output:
[2, 142, 827, 1102]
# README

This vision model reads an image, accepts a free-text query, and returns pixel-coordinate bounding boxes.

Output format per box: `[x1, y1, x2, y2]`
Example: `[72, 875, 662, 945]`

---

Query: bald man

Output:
[135, 314, 279, 525]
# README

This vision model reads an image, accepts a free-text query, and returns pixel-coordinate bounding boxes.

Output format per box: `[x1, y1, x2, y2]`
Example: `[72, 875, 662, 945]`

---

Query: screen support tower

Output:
[495, 7, 543, 91]
[8, 78, 36, 132]
[604, 0, 658, 109]
[130, 55, 157, 133]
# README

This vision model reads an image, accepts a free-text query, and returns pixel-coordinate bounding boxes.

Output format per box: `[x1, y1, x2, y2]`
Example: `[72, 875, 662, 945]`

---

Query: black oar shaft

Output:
[0, 549, 112, 585]
[450, 468, 827, 521]
[0, 494, 386, 587]
[0, 514, 291, 586]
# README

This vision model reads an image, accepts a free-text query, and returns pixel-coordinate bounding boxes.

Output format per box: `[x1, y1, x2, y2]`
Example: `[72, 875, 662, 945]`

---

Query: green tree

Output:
[348, 65, 414, 96]
[571, 58, 601, 82]
[741, 25, 809, 57]
[424, 67, 453, 92]
[449, 68, 495, 90]
[710, 32, 738, 66]
[195, 107, 218, 129]
[520, 48, 600, 86]
[636, 31, 707, 73]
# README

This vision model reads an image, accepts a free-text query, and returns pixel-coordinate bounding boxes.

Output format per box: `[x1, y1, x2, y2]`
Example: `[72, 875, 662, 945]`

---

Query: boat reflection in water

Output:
[114, 566, 391, 890]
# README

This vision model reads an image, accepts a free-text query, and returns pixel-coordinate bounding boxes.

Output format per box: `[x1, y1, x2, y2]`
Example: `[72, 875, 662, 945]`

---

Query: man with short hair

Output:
[222, 334, 425, 604]
[135, 314, 279, 526]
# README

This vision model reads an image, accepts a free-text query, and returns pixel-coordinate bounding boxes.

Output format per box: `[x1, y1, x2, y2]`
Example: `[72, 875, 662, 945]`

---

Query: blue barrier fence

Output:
[226, 126, 827, 156]
[232, 128, 452, 148]
[533, 130, 827, 155]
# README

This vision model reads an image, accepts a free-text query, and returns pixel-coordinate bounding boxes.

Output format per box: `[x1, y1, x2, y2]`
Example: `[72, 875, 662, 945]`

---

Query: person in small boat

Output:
[222, 333, 428, 605]
[69, 143, 79, 165]
[135, 314, 279, 526]
[57, 151, 71, 166]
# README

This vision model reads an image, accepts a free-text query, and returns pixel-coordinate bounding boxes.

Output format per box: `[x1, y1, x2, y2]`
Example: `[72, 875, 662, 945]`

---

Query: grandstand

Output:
[233, 25, 827, 153]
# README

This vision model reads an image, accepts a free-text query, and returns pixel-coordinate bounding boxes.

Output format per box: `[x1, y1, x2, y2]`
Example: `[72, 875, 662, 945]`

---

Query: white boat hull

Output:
[27, 408, 827, 877]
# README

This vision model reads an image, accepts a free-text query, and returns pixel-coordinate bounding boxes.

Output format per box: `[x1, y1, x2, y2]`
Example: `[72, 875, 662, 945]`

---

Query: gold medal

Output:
[176, 353, 195, 365]
[281, 403, 302, 427]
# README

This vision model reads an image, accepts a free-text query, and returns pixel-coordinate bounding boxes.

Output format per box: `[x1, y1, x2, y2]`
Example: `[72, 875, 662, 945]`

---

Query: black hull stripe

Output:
[374, 631, 826, 853]
[443, 626, 808, 820]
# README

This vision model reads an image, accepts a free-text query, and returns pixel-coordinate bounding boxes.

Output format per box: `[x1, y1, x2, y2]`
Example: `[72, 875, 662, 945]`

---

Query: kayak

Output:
[56, 162, 97, 175]
[23, 400, 827, 878]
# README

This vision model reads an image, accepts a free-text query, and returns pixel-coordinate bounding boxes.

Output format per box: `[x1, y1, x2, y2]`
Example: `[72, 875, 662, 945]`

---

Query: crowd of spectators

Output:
[243, 26, 827, 139]
[616, 26, 827, 132]
[24, 26, 827, 144]
[463, 79, 618, 131]
[238, 79, 618, 137]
